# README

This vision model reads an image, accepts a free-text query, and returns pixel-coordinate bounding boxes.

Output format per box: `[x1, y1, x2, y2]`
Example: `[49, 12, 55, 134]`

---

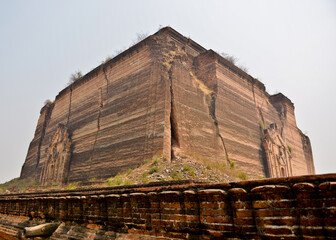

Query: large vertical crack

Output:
[277, 104, 287, 138]
[251, 80, 257, 105]
[63, 87, 73, 182]
[102, 65, 109, 95]
[207, 92, 231, 164]
[251, 82, 265, 132]
[190, 57, 230, 164]
[258, 107, 265, 131]
[66, 87, 73, 127]
[252, 82, 270, 177]
[35, 103, 54, 170]
[89, 88, 104, 173]
[89, 65, 109, 176]
[168, 64, 179, 161]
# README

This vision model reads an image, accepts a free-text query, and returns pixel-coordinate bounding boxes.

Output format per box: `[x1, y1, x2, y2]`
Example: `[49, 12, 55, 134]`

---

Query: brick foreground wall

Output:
[0, 174, 335, 239]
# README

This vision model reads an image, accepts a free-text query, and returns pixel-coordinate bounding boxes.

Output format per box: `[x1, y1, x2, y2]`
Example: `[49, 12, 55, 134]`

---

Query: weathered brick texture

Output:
[0, 174, 335, 239]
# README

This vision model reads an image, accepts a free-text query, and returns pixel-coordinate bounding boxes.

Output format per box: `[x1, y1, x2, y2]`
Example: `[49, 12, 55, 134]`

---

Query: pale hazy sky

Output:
[0, 0, 335, 183]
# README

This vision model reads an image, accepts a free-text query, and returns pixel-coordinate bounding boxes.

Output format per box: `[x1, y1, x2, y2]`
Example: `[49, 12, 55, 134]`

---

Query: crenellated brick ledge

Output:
[0, 174, 335, 239]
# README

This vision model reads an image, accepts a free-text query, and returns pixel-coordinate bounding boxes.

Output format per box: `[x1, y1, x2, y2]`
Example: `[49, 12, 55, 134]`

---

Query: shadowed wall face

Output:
[20, 27, 314, 184]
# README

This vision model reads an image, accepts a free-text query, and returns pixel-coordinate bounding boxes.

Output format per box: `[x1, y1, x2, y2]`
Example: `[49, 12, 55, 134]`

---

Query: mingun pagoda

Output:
[20, 27, 315, 185]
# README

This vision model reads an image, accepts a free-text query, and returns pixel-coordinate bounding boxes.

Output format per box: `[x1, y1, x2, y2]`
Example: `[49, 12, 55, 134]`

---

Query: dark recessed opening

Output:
[170, 106, 179, 159]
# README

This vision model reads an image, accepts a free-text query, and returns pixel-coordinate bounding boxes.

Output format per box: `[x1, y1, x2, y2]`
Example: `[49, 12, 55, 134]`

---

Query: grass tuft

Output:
[141, 172, 149, 184]
[149, 167, 158, 174]
[106, 175, 123, 186]
[183, 164, 191, 172]
[237, 172, 248, 180]
[259, 120, 265, 130]
[171, 171, 183, 180]
[124, 179, 134, 185]
[66, 182, 79, 190]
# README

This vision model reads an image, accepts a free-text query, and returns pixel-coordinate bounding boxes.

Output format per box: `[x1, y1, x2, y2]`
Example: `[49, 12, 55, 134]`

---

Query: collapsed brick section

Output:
[0, 174, 335, 239]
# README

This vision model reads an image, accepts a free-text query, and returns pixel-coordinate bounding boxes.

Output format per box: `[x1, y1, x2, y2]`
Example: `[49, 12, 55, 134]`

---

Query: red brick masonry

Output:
[0, 174, 335, 239]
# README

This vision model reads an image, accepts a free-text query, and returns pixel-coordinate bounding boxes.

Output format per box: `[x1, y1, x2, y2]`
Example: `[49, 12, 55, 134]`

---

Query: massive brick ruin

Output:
[20, 27, 314, 185]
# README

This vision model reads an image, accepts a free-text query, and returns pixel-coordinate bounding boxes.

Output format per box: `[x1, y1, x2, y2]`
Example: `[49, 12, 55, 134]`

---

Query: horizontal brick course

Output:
[0, 174, 335, 239]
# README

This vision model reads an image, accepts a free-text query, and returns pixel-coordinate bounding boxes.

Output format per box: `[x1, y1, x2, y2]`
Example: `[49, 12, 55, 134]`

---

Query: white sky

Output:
[0, 0, 335, 183]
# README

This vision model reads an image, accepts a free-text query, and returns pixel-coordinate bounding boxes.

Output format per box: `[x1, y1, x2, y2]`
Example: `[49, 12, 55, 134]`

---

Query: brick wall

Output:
[0, 174, 335, 239]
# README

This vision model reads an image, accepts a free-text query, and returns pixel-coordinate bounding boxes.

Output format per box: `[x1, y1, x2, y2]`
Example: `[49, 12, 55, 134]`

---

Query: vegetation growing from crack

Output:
[259, 120, 265, 131]
[230, 161, 235, 169]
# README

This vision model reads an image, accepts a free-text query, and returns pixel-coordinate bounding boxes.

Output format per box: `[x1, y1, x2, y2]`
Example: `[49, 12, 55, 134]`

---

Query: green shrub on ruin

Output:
[44, 99, 53, 105]
[68, 71, 83, 85]
[103, 56, 112, 63]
